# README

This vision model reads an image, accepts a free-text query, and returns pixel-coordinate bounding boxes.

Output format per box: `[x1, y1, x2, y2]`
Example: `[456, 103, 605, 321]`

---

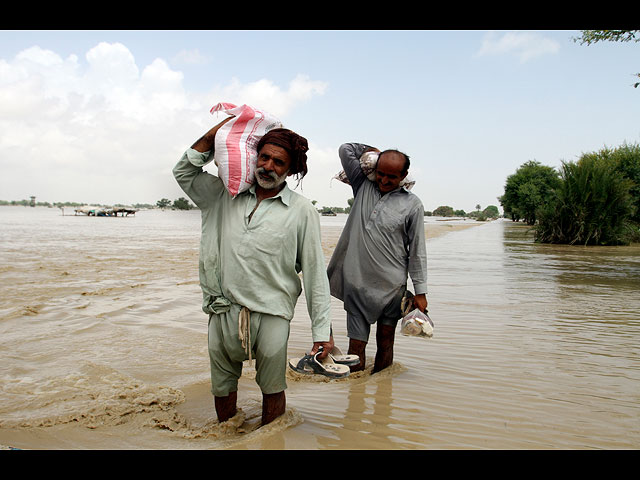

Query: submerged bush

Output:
[535, 153, 636, 245]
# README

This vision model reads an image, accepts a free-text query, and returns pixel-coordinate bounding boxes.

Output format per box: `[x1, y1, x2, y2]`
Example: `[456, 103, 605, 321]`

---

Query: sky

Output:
[0, 29, 638, 213]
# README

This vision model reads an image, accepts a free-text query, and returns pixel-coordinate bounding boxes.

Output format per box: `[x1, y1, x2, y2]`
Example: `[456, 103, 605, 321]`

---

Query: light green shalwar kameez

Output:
[173, 149, 331, 396]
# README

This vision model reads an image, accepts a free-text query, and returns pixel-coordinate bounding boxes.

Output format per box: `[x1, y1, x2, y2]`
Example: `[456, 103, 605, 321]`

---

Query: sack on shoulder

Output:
[210, 102, 283, 197]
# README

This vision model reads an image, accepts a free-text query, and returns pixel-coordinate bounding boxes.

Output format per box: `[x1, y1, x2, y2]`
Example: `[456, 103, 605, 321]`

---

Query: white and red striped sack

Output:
[210, 102, 283, 197]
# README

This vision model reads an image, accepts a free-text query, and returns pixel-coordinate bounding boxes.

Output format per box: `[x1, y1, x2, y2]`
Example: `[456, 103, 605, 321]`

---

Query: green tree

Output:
[608, 142, 640, 224]
[575, 30, 639, 44]
[535, 152, 636, 245]
[156, 198, 171, 209]
[482, 205, 500, 218]
[499, 160, 561, 225]
[432, 205, 454, 217]
[573, 30, 640, 88]
[173, 197, 194, 210]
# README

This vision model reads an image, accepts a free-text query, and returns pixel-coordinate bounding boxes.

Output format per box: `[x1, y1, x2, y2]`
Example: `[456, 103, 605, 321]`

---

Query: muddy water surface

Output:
[1, 207, 638, 449]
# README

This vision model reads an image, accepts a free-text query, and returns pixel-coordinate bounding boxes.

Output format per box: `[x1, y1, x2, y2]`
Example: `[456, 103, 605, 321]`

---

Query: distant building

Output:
[30, 196, 36, 207]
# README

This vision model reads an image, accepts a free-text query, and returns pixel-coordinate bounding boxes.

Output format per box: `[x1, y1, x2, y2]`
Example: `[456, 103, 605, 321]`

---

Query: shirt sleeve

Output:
[297, 202, 332, 342]
[172, 148, 225, 210]
[406, 201, 428, 295]
[338, 143, 372, 196]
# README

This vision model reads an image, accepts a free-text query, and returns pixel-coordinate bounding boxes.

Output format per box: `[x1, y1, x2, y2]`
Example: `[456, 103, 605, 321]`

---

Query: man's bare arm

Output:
[191, 116, 234, 153]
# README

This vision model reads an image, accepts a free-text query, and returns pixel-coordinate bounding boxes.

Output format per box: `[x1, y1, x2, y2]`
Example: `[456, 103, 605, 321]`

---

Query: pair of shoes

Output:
[288, 348, 350, 378]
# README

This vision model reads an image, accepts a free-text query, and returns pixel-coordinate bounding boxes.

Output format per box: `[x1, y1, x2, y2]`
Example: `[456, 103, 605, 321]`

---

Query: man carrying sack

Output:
[327, 142, 428, 374]
[173, 117, 333, 425]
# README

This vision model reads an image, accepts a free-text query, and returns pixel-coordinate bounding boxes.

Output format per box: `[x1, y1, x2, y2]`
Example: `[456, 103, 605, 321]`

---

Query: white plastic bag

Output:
[400, 308, 434, 338]
[210, 102, 283, 197]
[333, 150, 416, 190]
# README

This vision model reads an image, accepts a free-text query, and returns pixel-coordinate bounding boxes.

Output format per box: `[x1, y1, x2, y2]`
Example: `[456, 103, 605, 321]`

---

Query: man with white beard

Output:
[173, 118, 333, 426]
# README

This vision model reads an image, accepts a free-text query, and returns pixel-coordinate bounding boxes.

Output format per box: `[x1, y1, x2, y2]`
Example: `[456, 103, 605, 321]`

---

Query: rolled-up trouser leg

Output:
[346, 312, 371, 343]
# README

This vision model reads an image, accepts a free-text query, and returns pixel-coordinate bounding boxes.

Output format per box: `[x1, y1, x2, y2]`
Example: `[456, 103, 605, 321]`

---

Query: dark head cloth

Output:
[256, 128, 309, 178]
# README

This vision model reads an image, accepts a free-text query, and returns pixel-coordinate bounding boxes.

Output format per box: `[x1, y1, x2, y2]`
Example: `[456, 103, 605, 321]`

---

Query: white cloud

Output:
[477, 31, 560, 63]
[211, 74, 328, 118]
[0, 42, 328, 205]
[15, 45, 71, 69]
[173, 48, 211, 66]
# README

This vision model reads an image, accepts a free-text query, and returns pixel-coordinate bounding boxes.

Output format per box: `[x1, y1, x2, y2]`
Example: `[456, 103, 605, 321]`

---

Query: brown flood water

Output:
[0, 206, 638, 450]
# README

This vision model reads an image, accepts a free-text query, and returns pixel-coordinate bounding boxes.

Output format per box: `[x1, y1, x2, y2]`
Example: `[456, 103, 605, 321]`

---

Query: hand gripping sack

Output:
[333, 150, 416, 190]
[210, 102, 283, 197]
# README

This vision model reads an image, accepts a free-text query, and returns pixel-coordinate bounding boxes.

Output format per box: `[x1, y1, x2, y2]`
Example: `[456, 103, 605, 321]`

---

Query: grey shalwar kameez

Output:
[327, 143, 428, 342]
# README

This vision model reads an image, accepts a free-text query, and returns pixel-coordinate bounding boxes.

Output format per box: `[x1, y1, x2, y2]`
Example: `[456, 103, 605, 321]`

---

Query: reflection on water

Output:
[502, 224, 640, 372]
[0, 207, 639, 449]
[393, 219, 640, 449]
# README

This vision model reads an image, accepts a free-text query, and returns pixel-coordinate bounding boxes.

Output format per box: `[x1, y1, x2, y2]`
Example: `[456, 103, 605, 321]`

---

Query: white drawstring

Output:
[238, 306, 252, 364]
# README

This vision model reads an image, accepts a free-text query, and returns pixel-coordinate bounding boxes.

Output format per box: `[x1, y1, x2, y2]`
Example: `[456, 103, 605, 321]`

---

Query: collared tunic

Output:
[327, 143, 428, 322]
[173, 148, 331, 343]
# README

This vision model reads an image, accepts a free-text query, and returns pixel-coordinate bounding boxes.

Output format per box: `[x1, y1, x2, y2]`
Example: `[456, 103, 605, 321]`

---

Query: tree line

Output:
[156, 197, 194, 210]
[0, 199, 156, 209]
[313, 199, 500, 221]
[428, 204, 500, 221]
[160, 195, 501, 222]
[499, 143, 640, 246]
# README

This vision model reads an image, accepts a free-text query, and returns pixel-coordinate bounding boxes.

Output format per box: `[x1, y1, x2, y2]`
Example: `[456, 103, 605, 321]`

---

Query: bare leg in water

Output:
[372, 324, 396, 373]
[214, 391, 237, 423]
[215, 390, 286, 426]
[348, 338, 367, 372]
[262, 391, 286, 425]
[348, 323, 397, 374]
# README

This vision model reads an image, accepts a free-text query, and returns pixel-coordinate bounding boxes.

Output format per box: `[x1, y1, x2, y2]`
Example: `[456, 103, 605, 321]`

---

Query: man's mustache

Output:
[256, 167, 278, 180]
